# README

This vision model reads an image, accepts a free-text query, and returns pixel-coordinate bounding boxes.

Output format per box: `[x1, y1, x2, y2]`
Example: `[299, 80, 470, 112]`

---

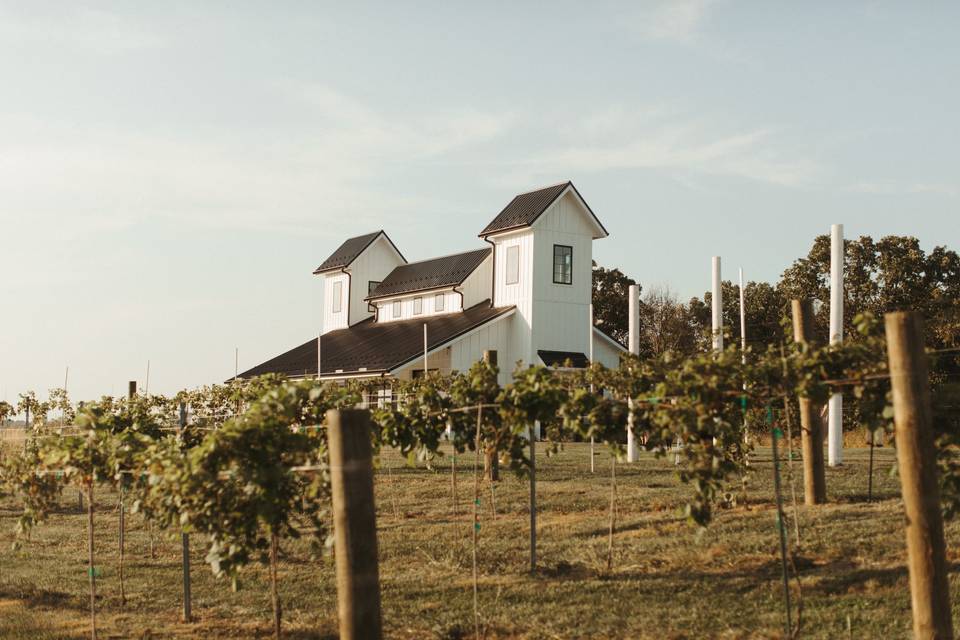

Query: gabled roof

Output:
[313, 230, 405, 274]
[479, 181, 608, 238]
[236, 301, 515, 379]
[366, 248, 491, 300]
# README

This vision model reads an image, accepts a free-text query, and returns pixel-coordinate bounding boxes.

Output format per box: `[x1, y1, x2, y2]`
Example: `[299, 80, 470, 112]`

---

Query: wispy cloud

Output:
[0, 84, 518, 246]
[503, 108, 820, 188]
[0, 7, 164, 54]
[850, 181, 958, 198]
[630, 0, 718, 43]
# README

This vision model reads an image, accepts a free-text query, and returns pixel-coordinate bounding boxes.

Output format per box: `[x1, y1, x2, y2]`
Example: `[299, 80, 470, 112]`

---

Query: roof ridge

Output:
[512, 180, 571, 196]
[393, 246, 490, 267]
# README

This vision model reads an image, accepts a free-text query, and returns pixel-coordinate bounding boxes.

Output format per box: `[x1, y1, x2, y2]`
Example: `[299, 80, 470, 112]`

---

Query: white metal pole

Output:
[626, 284, 640, 463]
[234, 347, 238, 380]
[828, 224, 844, 466]
[144, 360, 150, 396]
[589, 303, 595, 473]
[712, 256, 723, 352]
[63, 366, 69, 427]
[738, 268, 746, 363]
[423, 323, 428, 377]
[739, 269, 749, 451]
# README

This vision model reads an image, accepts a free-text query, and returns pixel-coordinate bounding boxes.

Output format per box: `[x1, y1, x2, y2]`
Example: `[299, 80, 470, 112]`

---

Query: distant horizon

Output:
[2, 2, 957, 403]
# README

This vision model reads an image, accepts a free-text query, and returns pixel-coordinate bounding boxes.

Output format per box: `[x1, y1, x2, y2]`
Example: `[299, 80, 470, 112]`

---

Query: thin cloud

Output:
[508, 110, 820, 188]
[850, 181, 958, 198]
[630, 0, 718, 43]
[0, 7, 165, 54]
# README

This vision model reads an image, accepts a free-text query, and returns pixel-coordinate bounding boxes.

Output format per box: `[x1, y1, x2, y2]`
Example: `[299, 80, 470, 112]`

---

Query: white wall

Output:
[460, 253, 493, 308]
[374, 289, 462, 323]
[322, 272, 350, 334]
[592, 329, 625, 369]
[347, 234, 406, 325]
[448, 312, 518, 385]
[319, 233, 405, 335]
[531, 191, 596, 360]
[491, 229, 535, 367]
[392, 346, 453, 381]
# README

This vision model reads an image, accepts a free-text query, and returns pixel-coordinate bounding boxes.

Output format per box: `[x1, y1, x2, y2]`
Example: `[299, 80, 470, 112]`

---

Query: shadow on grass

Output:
[0, 583, 77, 610]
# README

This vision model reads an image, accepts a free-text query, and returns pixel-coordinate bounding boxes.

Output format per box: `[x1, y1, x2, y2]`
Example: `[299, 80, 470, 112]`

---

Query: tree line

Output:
[592, 233, 960, 356]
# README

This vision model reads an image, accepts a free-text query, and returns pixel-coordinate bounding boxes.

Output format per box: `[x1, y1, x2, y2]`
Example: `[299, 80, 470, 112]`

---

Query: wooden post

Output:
[885, 312, 954, 639]
[327, 409, 382, 640]
[791, 300, 827, 505]
[529, 422, 537, 573]
[482, 350, 499, 482]
[178, 403, 192, 623]
[117, 380, 136, 607]
[87, 481, 97, 640]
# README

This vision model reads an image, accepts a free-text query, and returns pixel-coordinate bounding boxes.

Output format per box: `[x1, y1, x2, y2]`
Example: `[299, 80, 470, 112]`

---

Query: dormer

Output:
[365, 248, 492, 323]
[314, 230, 406, 335]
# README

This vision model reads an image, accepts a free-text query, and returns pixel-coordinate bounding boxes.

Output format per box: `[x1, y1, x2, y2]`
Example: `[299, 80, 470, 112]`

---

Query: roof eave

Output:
[364, 282, 458, 303]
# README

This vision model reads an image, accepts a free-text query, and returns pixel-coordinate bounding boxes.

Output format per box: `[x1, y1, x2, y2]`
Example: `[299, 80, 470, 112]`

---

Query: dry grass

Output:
[0, 441, 957, 639]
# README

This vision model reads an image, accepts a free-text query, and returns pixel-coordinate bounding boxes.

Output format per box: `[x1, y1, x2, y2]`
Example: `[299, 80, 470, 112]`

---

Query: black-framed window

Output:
[332, 281, 343, 313]
[392, 300, 401, 318]
[553, 244, 573, 285]
[506, 245, 520, 285]
[413, 296, 422, 314]
[435, 293, 444, 312]
[368, 280, 381, 295]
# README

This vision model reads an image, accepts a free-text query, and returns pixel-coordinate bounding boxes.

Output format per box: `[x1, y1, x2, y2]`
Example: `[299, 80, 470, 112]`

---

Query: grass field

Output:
[0, 442, 957, 639]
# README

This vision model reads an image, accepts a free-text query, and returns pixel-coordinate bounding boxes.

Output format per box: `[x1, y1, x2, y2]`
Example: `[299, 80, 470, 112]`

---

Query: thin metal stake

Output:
[772, 427, 793, 637]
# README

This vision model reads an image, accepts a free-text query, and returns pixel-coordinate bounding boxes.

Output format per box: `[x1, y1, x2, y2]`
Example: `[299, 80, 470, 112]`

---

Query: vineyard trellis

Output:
[0, 307, 957, 639]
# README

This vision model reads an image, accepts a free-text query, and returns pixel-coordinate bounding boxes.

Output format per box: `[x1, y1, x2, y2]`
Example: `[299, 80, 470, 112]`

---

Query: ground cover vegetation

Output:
[0, 233, 956, 638]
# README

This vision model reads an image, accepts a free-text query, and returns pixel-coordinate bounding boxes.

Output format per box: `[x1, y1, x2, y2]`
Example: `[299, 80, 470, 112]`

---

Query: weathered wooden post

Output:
[482, 350, 499, 482]
[87, 477, 97, 640]
[529, 420, 537, 573]
[327, 409, 382, 640]
[178, 402, 192, 623]
[885, 312, 954, 639]
[791, 300, 827, 504]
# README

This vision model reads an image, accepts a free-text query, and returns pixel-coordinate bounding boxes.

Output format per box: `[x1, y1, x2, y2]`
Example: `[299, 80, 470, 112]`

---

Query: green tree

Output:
[592, 261, 637, 345]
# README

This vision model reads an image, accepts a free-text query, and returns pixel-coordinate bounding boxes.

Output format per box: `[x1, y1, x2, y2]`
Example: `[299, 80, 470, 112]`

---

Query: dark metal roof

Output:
[538, 350, 589, 368]
[313, 231, 405, 274]
[479, 182, 608, 238]
[367, 248, 490, 300]
[236, 301, 515, 379]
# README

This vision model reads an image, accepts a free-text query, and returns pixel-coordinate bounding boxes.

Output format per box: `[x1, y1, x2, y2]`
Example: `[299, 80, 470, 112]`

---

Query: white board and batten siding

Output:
[491, 230, 535, 367]
[322, 272, 350, 334]
[459, 254, 493, 309]
[320, 233, 405, 335]
[448, 312, 517, 385]
[392, 347, 453, 381]
[375, 290, 461, 323]
[592, 329, 625, 369]
[531, 191, 596, 362]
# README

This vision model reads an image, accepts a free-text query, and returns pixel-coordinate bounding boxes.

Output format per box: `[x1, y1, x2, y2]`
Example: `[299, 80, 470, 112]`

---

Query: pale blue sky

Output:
[2, 2, 957, 403]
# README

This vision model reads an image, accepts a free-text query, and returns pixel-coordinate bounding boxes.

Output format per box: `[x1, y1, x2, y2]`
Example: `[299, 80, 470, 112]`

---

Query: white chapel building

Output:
[239, 181, 625, 385]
